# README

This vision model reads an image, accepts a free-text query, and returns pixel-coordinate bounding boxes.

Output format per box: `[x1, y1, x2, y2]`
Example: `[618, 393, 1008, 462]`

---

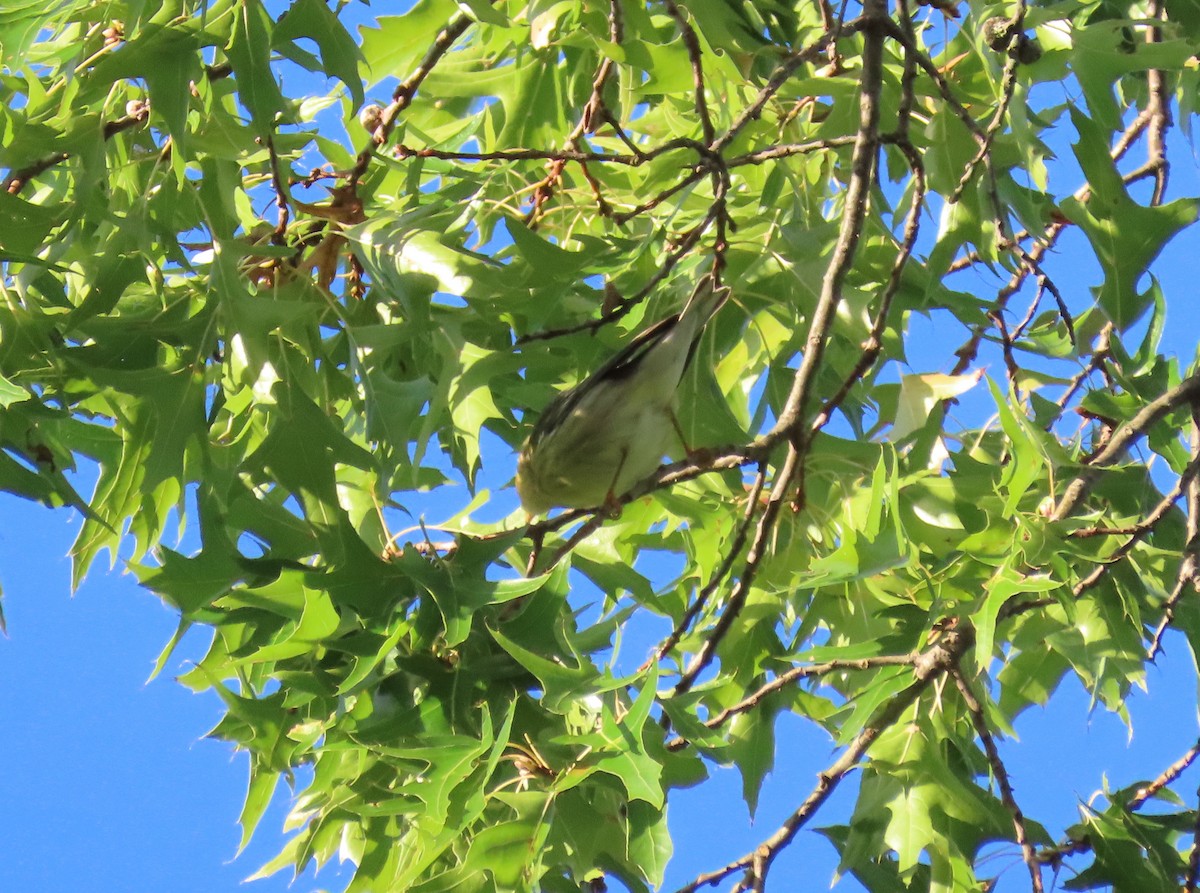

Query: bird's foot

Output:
[601, 491, 624, 519]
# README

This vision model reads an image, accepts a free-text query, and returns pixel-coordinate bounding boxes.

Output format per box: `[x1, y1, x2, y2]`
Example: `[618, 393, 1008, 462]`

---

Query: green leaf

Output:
[626, 801, 672, 887]
[1061, 107, 1199, 331]
[987, 377, 1048, 513]
[457, 0, 509, 26]
[507, 220, 590, 278]
[489, 622, 616, 713]
[358, 0, 460, 81]
[402, 547, 547, 647]
[1064, 807, 1183, 892]
[273, 0, 366, 110]
[70, 366, 208, 585]
[238, 757, 280, 852]
[227, 0, 286, 135]
[975, 568, 1060, 674]
[727, 701, 776, 817]
[464, 807, 545, 888]
[0, 374, 28, 407]
[1071, 22, 1195, 132]
[135, 544, 245, 614]
[233, 584, 340, 666]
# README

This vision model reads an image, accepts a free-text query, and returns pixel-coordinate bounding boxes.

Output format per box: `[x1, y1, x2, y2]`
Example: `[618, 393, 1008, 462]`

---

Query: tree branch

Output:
[665, 653, 921, 750]
[952, 667, 1044, 892]
[810, 23, 925, 435]
[349, 7, 482, 185]
[674, 621, 975, 893]
[1052, 375, 1200, 521]
[664, 0, 716, 146]
[1150, 405, 1200, 658]
[5, 106, 150, 195]
[668, 1, 886, 695]
[1145, 0, 1171, 206]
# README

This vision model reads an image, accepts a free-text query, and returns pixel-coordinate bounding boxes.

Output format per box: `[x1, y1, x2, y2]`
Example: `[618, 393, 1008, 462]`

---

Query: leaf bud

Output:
[102, 20, 124, 47]
[359, 104, 384, 135]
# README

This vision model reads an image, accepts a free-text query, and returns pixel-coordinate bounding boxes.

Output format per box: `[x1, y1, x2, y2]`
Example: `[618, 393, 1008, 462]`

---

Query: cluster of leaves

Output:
[3, 0, 1200, 891]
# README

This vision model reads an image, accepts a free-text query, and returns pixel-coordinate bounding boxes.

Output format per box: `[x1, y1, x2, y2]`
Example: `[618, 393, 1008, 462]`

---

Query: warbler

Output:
[516, 277, 730, 515]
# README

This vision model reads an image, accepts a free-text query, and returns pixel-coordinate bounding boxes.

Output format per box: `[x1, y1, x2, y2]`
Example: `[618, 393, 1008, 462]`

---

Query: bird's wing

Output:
[528, 313, 679, 447]
[528, 277, 730, 447]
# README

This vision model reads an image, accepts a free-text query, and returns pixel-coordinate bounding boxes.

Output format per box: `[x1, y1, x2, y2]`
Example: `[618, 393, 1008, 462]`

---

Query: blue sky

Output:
[3, 485, 1199, 893]
[6, 10, 1200, 893]
[4, 215, 1200, 893]
[0, 494, 347, 893]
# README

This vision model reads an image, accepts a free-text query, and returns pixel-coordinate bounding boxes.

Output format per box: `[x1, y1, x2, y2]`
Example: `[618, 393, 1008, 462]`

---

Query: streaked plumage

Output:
[516, 278, 729, 514]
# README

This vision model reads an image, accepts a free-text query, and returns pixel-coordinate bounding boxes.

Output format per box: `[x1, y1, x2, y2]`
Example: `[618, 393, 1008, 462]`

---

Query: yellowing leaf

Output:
[892, 370, 985, 440]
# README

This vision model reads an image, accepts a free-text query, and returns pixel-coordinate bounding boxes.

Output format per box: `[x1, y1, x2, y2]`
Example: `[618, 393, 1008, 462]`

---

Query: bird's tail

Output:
[680, 275, 731, 328]
[675, 275, 731, 374]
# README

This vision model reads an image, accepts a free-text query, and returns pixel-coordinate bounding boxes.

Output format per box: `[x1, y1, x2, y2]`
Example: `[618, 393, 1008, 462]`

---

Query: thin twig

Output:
[990, 308, 1021, 393]
[263, 136, 291, 242]
[1009, 277, 1045, 342]
[882, 19, 988, 143]
[1187, 786, 1200, 892]
[727, 137, 858, 167]
[395, 144, 643, 166]
[612, 166, 707, 224]
[674, 620, 975, 893]
[948, 30, 1022, 205]
[5, 106, 150, 194]
[1037, 735, 1200, 867]
[712, 19, 866, 154]
[672, 445, 799, 695]
[1127, 736, 1200, 809]
[1149, 406, 1200, 658]
[349, 7, 484, 185]
[946, 106, 1153, 381]
[671, 1, 886, 695]
[643, 463, 768, 673]
[1052, 375, 1200, 521]
[665, 653, 920, 750]
[1145, 0, 1171, 206]
[1055, 323, 1113, 416]
[952, 667, 1044, 892]
[526, 0, 627, 224]
[664, 0, 716, 145]
[517, 201, 721, 345]
[1071, 452, 1200, 601]
[536, 511, 611, 574]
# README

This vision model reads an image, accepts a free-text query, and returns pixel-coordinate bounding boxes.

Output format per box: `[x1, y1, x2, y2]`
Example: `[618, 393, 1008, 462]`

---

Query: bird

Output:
[516, 277, 730, 515]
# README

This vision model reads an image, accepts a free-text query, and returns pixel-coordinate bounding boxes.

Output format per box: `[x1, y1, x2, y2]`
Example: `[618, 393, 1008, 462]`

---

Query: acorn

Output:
[982, 16, 1014, 51]
[1015, 35, 1042, 64]
[982, 16, 1041, 65]
[359, 104, 384, 135]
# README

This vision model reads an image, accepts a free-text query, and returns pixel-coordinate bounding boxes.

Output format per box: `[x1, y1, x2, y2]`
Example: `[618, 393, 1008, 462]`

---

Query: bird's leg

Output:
[523, 524, 545, 577]
[668, 408, 714, 466]
[601, 447, 628, 518]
